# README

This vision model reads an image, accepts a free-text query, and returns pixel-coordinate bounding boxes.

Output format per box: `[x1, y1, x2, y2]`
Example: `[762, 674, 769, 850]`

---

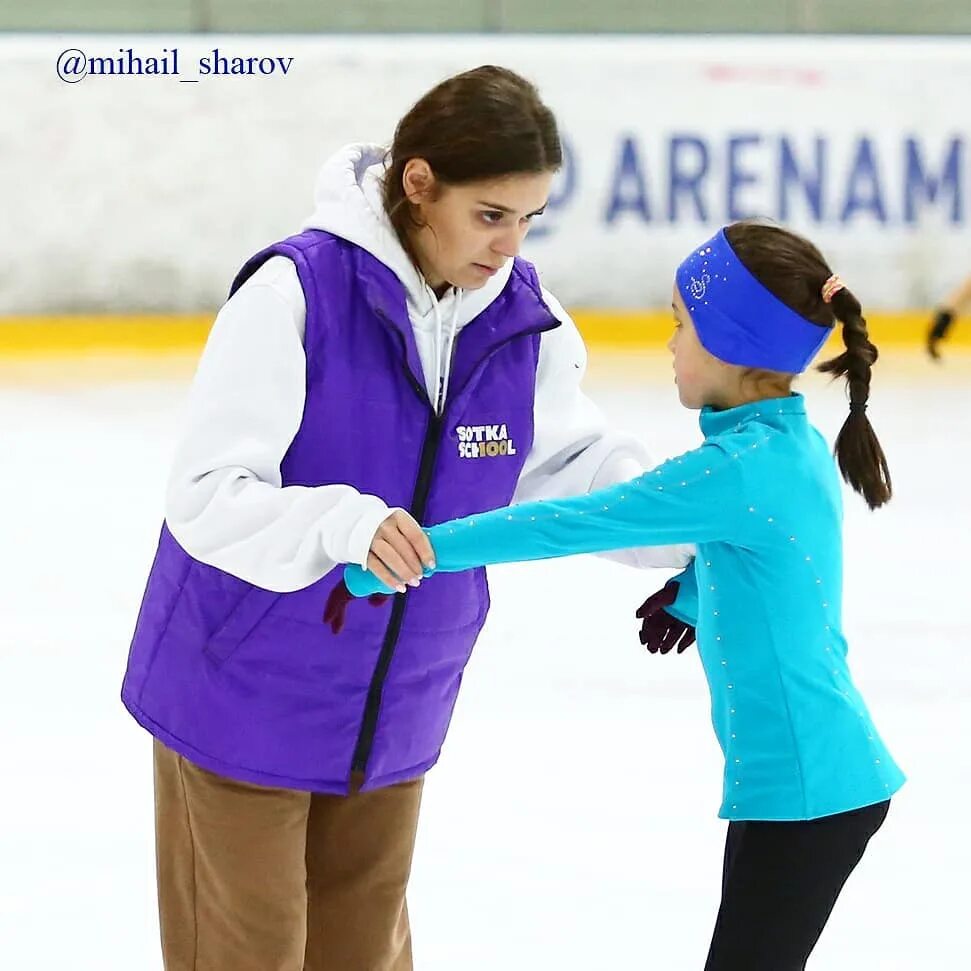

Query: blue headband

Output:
[675, 229, 832, 373]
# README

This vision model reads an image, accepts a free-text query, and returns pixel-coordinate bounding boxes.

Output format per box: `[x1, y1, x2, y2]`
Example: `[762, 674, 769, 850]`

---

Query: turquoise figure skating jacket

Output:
[346, 394, 905, 820]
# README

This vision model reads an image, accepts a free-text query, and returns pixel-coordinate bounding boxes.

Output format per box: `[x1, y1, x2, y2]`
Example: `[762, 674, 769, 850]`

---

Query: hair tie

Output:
[822, 274, 845, 304]
[849, 402, 868, 415]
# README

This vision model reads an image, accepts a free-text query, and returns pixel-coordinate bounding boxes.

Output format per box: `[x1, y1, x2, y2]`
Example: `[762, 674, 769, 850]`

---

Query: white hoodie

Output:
[165, 145, 692, 592]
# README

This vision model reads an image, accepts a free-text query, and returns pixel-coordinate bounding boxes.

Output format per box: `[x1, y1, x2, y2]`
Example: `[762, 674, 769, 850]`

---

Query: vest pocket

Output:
[204, 587, 282, 666]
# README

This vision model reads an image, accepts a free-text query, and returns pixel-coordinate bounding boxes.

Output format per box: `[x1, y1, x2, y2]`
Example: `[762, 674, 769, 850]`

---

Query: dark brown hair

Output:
[382, 65, 562, 242]
[724, 221, 892, 510]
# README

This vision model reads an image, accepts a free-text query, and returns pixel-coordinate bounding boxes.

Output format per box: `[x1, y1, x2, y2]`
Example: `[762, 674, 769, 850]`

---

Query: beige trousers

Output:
[153, 740, 424, 971]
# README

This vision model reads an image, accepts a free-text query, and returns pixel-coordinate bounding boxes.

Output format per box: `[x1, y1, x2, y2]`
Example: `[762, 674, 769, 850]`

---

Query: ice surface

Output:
[0, 350, 967, 969]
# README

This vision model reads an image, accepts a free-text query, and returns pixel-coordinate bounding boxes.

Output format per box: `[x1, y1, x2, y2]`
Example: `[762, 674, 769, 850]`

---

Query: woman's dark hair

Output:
[382, 65, 562, 240]
[724, 220, 892, 510]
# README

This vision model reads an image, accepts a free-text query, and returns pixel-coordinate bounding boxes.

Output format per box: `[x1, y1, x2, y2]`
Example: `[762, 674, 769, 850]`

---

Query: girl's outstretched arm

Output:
[344, 442, 745, 598]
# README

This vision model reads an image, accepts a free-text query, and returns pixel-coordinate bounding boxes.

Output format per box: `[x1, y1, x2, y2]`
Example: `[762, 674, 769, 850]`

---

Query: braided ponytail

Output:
[815, 288, 892, 509]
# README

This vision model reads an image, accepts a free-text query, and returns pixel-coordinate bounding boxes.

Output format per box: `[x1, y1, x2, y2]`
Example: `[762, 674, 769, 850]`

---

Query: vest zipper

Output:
[350, 406, 442, 775]
[350, 310, 440, 777]
[350, 307, 559, 780]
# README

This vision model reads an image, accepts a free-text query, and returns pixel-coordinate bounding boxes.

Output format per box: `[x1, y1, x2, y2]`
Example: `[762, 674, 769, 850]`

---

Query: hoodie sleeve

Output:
[164, 256, 395, 593]
[512, 288, 693, 570]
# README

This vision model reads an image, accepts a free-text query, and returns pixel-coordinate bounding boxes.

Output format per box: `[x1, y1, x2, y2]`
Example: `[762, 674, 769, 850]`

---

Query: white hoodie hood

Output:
[300, 143, 514, 412]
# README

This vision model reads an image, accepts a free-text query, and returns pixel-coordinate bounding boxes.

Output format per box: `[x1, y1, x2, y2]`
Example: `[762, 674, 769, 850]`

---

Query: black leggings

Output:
[704, 800, 890, 971]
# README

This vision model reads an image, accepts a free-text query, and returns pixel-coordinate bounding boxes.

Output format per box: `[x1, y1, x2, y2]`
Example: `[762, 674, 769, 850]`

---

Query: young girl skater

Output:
[339, 220, 906, 970]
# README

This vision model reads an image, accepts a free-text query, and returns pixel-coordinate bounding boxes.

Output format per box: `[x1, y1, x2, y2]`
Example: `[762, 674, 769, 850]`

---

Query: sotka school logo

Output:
[456, 423, 518, 459]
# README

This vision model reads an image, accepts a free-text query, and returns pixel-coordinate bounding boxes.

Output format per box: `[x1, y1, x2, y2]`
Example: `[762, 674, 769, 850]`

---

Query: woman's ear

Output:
[402, 158, 436, 206]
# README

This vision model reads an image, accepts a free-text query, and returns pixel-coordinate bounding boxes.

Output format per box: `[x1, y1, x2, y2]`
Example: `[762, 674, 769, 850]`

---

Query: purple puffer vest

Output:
[121, 231, 560, 792]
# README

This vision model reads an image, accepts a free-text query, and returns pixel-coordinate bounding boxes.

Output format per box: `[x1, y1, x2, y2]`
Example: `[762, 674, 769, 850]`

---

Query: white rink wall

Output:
[3, 33, 971, 313]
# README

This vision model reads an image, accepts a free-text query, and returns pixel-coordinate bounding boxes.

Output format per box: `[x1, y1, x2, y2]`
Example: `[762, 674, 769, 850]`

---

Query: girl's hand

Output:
[635, 583, 696, 654]
[323, 580, 389, 635]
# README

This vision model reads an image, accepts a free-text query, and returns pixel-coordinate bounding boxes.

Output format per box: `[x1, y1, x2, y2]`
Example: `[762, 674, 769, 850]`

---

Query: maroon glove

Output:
[635, 582, 696, 655]
[323, 580, 391, 634]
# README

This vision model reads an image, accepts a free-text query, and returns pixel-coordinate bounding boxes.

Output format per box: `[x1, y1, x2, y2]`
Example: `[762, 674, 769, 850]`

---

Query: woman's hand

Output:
[366, 510, 436, 594]
[324, 512, 437, 634]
